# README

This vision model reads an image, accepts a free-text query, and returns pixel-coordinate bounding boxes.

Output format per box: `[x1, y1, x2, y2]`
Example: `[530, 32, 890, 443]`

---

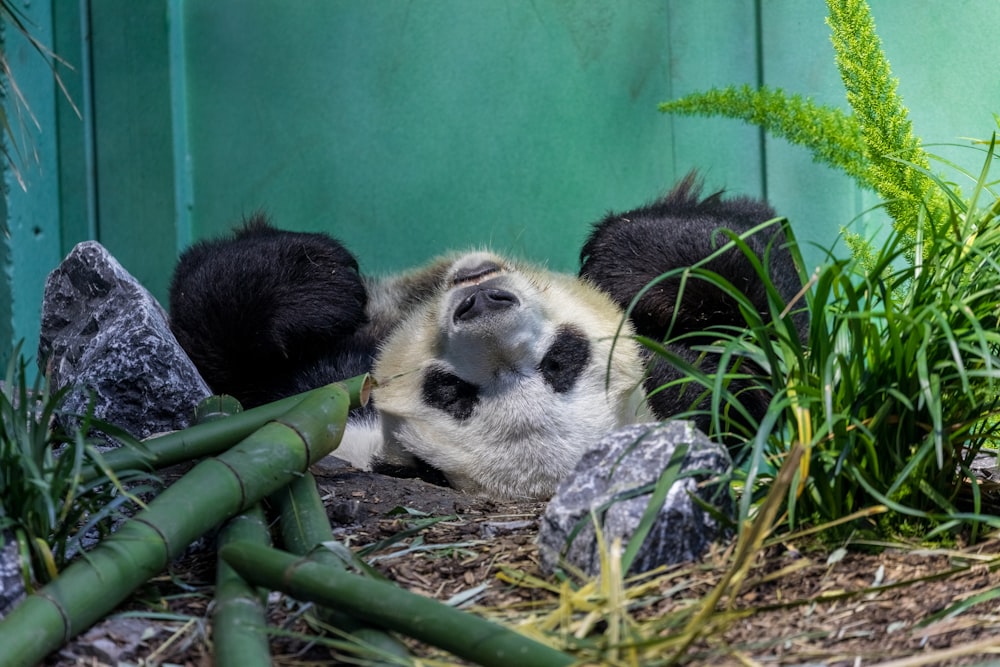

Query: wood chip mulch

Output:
[42, 461, 1000, 666]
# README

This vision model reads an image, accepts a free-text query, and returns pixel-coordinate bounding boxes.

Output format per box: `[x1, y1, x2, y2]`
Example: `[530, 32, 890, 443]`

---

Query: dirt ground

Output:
[46, 457, 1000, 667]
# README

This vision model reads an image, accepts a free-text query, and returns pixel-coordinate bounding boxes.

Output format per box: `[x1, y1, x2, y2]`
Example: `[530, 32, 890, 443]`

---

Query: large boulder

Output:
[538, 421, 734, 577]
[37, 241, 211, 441]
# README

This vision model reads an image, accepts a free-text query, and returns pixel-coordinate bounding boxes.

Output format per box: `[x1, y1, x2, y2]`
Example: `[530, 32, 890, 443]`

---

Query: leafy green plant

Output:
[640, 135, 1000, 540]
[650, 0, 1000, 541]
[659, 0, 948, 264]
[0, 347, 147, 585]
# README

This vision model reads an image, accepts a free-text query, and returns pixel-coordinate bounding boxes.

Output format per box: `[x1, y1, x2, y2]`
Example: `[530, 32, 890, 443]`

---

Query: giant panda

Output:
[168, 174, 803, 500]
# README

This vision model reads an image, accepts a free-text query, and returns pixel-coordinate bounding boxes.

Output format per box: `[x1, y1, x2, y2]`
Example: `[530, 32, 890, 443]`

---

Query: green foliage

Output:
[645, 138, 1000, 540]
[660, 84, 866, 184]
[0, 346, 146, 586]
[659, 0, 949, 263]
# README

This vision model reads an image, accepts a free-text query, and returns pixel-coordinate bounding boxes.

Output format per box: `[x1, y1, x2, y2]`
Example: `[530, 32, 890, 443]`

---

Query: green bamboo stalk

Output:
[213, 505, 273, 667]
[0, 381, 354, 667]
[81, 374, 370, 483]
[220, 542, 576, 667]
[273, 473, 411, 662]
[194, 394, 245, 423]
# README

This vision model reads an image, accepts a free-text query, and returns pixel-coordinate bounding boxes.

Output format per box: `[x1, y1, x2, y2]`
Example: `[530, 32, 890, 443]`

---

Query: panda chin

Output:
[443, 315, 543, 386]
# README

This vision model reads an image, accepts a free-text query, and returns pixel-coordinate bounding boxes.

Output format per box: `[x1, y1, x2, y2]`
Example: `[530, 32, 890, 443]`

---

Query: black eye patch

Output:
[421, 368, 480, 420]
[538, 325, 591, 393]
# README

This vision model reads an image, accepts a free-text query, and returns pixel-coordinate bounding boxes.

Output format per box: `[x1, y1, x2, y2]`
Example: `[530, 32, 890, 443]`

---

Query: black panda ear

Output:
[578, 171, 800, 343]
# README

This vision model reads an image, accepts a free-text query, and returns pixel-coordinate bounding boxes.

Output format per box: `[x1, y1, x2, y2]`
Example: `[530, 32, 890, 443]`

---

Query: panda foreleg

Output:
[578, 172, 795, 343]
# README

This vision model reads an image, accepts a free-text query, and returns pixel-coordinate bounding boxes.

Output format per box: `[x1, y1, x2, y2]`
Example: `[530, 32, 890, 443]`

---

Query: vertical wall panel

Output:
[759, 0, 865, 272]
[664, 0, 764, 197]
[863, 1, 998, 170]
[53, 0, 91, 254]
[87, 0, 177, 301]
[0, 0, 63, 370]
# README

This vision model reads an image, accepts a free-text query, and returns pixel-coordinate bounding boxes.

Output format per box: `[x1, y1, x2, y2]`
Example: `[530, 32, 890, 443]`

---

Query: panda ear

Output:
[578, 171, 799, 343]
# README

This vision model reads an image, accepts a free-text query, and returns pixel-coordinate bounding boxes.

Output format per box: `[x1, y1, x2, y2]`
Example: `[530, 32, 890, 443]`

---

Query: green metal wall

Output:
[3, 1, 1000, 372]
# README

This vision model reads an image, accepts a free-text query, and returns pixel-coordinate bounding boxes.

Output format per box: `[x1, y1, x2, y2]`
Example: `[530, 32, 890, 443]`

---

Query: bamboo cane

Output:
[273, 473, 411, 662]
[220, 542, 576, 667]
[213, 505, 273, 667]
[81, 374, 370, 483]
[0, 379, 361, 667]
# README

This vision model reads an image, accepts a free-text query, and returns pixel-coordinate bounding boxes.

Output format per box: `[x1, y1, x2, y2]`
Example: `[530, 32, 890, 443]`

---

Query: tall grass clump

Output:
[788, 138, 1000, 538]
[644, 138, 1000, 540]
[651, 0, 1000, 540]
[0, 347, 147, 586]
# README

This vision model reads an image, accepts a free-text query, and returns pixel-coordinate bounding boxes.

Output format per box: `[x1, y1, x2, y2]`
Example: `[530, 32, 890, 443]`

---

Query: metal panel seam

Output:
[168, 0, 192, 253]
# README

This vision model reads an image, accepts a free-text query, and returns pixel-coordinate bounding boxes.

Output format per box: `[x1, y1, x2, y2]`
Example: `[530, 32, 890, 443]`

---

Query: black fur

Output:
[580, 172, 803, 434]
[421, 368, 480, 421]
[538, 325, 591, 393]
[169, 213, 373, 408]
[580, 172, 800, 340]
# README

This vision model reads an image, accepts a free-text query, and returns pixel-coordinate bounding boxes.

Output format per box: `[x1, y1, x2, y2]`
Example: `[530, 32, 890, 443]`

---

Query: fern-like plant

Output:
[659, 0, 948, 263]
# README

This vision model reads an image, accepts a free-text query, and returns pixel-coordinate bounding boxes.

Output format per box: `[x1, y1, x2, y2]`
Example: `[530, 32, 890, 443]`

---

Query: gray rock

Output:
[538, 421, 733, 577]
[0, 530, 26, 619]
[37, 241, 211, 441]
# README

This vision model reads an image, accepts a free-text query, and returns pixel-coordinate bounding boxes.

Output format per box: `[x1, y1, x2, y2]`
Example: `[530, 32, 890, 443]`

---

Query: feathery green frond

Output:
[660, 84, 867, 183]
[825, 0, 950, 248]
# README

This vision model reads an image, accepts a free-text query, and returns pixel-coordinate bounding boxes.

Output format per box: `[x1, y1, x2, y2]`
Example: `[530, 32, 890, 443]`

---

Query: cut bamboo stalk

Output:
[0, 379, 361, 667]
[220, 542, 576, 667]
[81, 374, 370, 482]
[273, 472, 410, 662]
[213, 505, 272, 667]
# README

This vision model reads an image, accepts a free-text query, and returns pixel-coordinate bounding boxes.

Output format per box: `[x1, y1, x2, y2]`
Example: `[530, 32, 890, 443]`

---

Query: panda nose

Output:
[454, 287, 520, 322]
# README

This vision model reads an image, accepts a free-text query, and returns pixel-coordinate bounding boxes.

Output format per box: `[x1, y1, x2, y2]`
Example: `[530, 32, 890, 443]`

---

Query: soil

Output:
[43, 457, 1000, 667]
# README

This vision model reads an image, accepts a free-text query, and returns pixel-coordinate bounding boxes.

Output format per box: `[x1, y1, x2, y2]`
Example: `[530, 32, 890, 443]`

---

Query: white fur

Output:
[339, 251, 651, 500]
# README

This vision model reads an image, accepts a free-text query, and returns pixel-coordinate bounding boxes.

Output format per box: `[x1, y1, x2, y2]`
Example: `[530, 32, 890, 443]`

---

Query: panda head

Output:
[372, 251, 649, 500]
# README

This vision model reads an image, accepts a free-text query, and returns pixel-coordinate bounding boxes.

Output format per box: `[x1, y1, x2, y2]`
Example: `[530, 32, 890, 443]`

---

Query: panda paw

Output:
[579, 171, 798, 342]
[169, 214, 371, 406]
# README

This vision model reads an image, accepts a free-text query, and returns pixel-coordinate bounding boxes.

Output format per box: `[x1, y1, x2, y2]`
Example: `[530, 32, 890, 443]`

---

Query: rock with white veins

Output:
[538, 421, 734, 577]
[37, 241, 211, 442]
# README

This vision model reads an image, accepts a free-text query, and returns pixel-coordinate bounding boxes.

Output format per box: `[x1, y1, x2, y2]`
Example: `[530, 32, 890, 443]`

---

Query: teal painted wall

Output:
[181, 0, 677, 276]
[3, 1, 1000, 372]
[1, 0, 64, 372]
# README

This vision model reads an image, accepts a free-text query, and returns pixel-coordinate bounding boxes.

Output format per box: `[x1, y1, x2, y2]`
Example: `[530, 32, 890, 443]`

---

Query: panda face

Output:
[372, 252, 649, 499]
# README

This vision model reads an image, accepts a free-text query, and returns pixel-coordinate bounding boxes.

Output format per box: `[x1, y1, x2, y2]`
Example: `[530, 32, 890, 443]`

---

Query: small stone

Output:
[538, 421, 733, 577]
[0, 530, 26, 619]
[37, 241, 211, 441]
